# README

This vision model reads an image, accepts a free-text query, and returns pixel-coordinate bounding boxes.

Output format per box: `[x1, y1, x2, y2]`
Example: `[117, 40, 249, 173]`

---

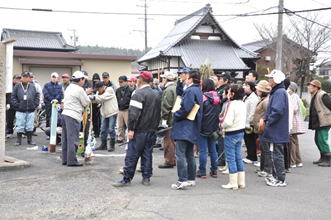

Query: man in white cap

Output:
[42, 72, 63, 128]
[61, 71, 92, 166]
[158, 71, 177, 169]
[262, 69, 289, 187]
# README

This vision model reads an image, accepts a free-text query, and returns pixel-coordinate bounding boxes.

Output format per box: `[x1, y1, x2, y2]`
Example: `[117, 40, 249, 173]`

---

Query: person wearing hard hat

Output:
[262, 69, 289, 187]
[61, 71, 92, 166]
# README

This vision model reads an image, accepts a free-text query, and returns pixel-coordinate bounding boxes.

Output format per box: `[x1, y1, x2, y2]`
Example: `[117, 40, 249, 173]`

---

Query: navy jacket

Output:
[11, 83, 40, 112]
[172, 84, 203, 144]
[200, 91, 221, 136]
[43, 82, 63, 107]
[261, 83, 289, 143]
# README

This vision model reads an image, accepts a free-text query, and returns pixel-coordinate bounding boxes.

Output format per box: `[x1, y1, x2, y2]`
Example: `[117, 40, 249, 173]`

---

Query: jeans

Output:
[123, 132, 155, 182]
[198, 135, 218, 174]
[100, 114, 117, 141]
[175, 140, 196, 182]
[224, 131, 245, 174]
[260, 138, 272, 174]
[270, 143, 286, 182]
[15, 112, 34, 133]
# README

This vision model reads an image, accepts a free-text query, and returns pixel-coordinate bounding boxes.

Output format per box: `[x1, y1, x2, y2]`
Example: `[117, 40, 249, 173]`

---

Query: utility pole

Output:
[68, 29, 78, 47]
[144, 0, 148, 52]
[275, 0, 284, 71]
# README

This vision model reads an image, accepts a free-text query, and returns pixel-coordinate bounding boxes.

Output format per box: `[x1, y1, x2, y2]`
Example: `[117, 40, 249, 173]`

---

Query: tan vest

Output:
[314, 90, 331, 127]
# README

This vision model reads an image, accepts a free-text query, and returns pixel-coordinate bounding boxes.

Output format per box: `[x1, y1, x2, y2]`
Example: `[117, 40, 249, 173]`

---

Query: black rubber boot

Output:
[108, 139, 115, 152]
[318, 154, 331, 167]
[97, 139, 107, 150]
[14, 133, 23, 146]
[313, 152, 324, 164]
[27, 131, 36, 145]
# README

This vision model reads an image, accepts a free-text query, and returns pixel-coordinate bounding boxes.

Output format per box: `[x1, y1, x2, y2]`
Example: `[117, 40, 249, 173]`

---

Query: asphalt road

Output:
[1, 128, 331, 220]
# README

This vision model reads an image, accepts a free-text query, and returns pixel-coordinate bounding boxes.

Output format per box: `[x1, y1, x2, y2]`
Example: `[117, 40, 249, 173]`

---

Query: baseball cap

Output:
[13, 74, 21, 79]
[128, 76, 137, 82]
[21, 71, 30, 77]
[217, 72, 231, 82]
[102, 72, 110, 78]
[178, 67, 191, 74]
[118, 76, 128, 82]
[72, 71, 87, 79]
[160, 71, 177, 80]
[139, 71, 153, 80]
[62, 73, 70, 79]
[51, 72, 59, 78]
[265, 69, 285, 84]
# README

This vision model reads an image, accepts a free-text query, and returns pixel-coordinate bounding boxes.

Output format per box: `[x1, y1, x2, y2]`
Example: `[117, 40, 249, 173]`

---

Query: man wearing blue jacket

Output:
[42, 72, 63, 128]
[262, 70, 289, 187]
[171, 71, 203, 190]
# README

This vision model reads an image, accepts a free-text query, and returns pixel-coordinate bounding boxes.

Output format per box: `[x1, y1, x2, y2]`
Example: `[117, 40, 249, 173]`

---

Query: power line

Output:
[0, 6, 330, 17]
[284, 8, 331, 30]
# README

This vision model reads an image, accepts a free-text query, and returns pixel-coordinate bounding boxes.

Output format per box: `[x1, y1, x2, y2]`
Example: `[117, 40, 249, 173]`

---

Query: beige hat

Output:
[308, 79, 321, 89]
[160, 71, 177, 80]
[255, 80, 271, 93]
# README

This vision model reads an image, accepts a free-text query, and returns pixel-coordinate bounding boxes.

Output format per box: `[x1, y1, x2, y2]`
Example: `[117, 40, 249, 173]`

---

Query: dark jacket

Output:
[200, 91, 221, 136]
[261, 83, 289, 144]
[172, 84, 203, 144]
[176, 81, 185, 97]
[11, 82, 40, 112]
[43, 81, 63, 107]
[104, 80, 117, 91]
[128, 85, 161, 132]
[116, 86, 134, 110]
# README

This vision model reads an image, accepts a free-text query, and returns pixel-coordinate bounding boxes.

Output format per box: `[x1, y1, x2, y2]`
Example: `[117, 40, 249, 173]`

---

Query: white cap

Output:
[160, 71, 177, 80]
[72, 71, 87, 79]
[51, 72, 59, 78]
[265, 69, 285, 84]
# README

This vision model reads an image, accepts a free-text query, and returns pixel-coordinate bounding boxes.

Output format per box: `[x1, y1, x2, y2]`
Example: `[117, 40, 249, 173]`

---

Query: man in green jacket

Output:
[159, 71, 177, 169]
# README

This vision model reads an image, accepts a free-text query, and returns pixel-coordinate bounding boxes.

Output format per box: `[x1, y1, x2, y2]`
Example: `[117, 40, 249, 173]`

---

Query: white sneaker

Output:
[297, 163, 303, 168]
[290, 164, 297, 168]
[257, 171, 272, 177]
[265, 176, 277, 184]
[243, 158, 253, 164]
[266, 179, 287, 187]
[253, 161, 260, 167]
[6, 134, 13, 138]
[171, 181, 188, 190]
[186, 180, 196, 187]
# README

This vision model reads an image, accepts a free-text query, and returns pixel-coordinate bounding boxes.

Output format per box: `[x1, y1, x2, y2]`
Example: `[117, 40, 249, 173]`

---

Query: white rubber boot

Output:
[222, 173, 238, 190]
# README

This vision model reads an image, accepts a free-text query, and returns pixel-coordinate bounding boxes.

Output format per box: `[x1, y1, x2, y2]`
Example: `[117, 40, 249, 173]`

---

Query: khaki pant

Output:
[117, 110, 128, 141]
[163, 129, 176, 165]
[290, 134, 302, 165]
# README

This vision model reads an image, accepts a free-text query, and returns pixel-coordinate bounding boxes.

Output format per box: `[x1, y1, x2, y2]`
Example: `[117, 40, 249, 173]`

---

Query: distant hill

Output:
[76, 45, 147, 57]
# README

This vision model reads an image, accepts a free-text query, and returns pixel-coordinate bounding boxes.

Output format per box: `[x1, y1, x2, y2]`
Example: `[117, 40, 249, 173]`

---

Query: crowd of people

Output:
[5, 67, 331, 190]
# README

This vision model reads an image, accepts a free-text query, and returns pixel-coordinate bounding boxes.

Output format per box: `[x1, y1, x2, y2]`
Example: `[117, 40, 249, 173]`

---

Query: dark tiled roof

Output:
[242, 40, 271, 52]
[1, 28, 76, 51]
[167, 40, 250, 70]
[137, 4, 258, 68]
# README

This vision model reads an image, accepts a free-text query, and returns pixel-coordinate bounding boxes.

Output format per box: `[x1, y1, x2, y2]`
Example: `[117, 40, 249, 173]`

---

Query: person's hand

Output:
[6, 104, 10, 110]
[86, 88, 93, 95]
[128, 130, 135, 140]
[51, 99, 58, 104]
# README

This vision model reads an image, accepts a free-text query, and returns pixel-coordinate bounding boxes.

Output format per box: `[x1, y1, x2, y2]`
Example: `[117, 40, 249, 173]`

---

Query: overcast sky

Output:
[0, 0, 330, 58]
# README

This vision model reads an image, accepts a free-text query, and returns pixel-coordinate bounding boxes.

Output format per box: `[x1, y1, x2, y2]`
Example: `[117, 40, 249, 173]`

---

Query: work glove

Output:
[161, 120, 168, 128]
[6, 104, 10, 110]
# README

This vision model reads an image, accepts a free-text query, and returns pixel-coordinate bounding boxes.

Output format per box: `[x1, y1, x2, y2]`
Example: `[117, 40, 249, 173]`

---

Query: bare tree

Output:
[254, 13, 331, 97]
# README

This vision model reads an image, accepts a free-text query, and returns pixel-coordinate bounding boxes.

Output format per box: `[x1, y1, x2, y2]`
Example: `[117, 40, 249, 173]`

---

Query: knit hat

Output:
[308, 79, 321, 89]
[288, 82, 298, 93]
[92, 73, 100, 81]
[255, 80, 271, 93]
